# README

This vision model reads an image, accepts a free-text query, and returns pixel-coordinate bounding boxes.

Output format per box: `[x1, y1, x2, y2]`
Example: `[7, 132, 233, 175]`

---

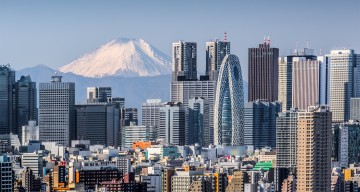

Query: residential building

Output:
[297, 106, 332, 191]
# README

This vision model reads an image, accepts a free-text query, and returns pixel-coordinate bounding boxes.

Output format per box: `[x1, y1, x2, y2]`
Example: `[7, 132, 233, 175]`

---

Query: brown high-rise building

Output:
[297, 106, 332, 192]
[248, 37, 279, 102]
[292, 59, 321, 110]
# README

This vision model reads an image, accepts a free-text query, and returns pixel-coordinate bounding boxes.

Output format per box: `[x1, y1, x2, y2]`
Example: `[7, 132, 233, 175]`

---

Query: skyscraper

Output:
[75, 103, 119, 146]
[15, 75, 37, 140]
[297, 106, 332, 191]
[187, 97, 209, 146]
[248, 37, 279, 102]
[291, 59, 321, 110]
[172, 41, 197, 81]
[278, 48, 318, 111]
[141, 99, 164, 127]
[350, 97, 360, 121]
[276, 108, 299, 169]
[0, 65, 16, 135]
[39, 75, 75, 146]
[158, 102, 185, 146]
[335, 121, 360, 168]
[121, 125, 157, 148]
[244, 100, 281, 148]
[328, 49, 360, 122]
[214, 54, 244, 146]
[206, 40, 230, 81]
[171, 80, 215, 145]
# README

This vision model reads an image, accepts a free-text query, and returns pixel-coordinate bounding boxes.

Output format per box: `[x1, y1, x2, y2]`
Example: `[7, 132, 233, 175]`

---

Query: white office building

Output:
[22, 120, 39, 146]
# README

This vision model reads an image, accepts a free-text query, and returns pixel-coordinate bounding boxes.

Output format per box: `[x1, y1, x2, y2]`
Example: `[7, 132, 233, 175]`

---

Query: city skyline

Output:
[1, 1, 360, 81]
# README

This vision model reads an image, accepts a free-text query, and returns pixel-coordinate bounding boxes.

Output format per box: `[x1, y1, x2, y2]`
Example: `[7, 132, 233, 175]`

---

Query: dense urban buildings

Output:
[205, 39, 230, 81]
[214, 54, 244, 146]
[244, 100, 281, 148]
[328, 49, 360, 122]
[248, 37, 279, 102]
[121, 125, 157, 148]
[172, 41, 197, 81]
[297, 106, 332, 191]
[21, 120, 39, 146]
[39, 75, 75, 146]
[350, 97, 360, 121]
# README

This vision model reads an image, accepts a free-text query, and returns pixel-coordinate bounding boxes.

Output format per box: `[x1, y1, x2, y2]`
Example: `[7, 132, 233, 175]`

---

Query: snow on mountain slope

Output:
[59, 38, 171, 78]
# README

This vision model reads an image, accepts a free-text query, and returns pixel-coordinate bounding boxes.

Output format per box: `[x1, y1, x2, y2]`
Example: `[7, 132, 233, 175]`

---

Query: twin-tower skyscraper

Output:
[170, 39, 244, 146]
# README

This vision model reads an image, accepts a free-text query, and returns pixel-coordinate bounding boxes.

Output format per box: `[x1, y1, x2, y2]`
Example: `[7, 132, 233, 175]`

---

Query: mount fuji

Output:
[59, 38, 171, 78]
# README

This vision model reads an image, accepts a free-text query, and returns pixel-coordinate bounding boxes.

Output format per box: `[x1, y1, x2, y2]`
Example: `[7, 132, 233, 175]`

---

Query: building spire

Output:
[224, 32, 227, 42]
[268, 36, 270, 46]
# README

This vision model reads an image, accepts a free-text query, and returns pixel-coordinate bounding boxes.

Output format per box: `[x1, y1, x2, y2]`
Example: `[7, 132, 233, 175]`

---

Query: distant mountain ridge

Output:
[59, 38, 171, 78]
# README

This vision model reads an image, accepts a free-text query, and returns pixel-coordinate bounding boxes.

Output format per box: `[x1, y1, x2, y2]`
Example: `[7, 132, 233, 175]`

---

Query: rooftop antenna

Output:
[306, 41, 309, 48]
[295, 40, 298, 49]
[264, 36, 267, 45]
[267, 36, 270, 46]
[319, 48, 322, 56]
[224, 32, 227, 42]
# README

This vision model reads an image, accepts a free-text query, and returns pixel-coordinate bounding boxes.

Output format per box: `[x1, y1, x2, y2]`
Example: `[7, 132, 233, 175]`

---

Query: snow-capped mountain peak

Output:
[59, 38, 171, 78]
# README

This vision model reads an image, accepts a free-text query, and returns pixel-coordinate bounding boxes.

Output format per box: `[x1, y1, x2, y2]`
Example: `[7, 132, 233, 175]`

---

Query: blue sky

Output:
[0, 0, 359, 80]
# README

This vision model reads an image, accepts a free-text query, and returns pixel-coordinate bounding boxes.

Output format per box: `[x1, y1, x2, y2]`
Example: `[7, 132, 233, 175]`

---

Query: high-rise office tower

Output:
[350, 98, 360, 121]
[214, 54, 244, 146]
[278, 48, 318, 111]
[328, 49, 360, 122]
[206, 40, 230, 81]
[248, 37, 279, 102]
[172, 41, 197, 81]
[171, 80, 215, 145]
[297, 106, 332, 191]
[15, 75, 37, 141]
[75, 103, 119, 146]
[0, 65, 16, 135]
[186, 97, 209, 146]
[39, 75, 75, 146]
[158, 102, 185, 145]
[292, 59, 321, 110]
[244, 101, 281, 148]
[87, 87, 112, 103]
[142, 99, 164, 127]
